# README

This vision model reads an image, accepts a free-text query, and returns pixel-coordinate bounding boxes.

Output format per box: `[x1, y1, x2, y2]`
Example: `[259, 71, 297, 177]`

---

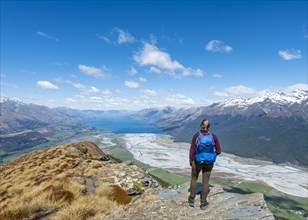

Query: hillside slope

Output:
[0, 141, 274, 219]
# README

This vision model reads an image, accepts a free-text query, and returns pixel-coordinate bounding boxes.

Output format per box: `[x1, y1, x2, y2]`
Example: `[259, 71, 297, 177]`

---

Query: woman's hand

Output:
[192, 161, 196, 169]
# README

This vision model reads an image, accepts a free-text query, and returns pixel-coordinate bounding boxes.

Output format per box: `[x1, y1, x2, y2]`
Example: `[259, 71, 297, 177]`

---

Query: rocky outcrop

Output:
[102, 183, 274, 220]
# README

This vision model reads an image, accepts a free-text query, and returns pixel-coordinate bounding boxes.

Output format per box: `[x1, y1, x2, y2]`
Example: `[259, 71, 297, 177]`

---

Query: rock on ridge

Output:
[102, 182, 274, 220]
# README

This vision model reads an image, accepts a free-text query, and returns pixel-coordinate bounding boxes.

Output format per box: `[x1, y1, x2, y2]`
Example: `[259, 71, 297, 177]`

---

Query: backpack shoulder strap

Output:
[195, 132, 201, 145]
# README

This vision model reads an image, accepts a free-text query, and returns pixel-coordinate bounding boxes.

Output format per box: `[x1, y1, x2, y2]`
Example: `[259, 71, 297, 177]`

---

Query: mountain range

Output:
[132, 89, 308, 166]
[1, 89, 307, 166]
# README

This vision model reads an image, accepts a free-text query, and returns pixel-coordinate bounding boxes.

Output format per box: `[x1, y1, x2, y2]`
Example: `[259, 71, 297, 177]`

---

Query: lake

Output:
[83, 116, 163, 134]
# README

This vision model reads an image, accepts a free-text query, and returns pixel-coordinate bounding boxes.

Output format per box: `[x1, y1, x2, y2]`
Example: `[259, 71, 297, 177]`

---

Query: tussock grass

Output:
[0, 141, 133, 219]
[96, 184, 114, 197]
[96, 184, 132, 205]
[51, 196, 116, 220]
[110, 185, 132, 205]
[0, 204, 39, 220]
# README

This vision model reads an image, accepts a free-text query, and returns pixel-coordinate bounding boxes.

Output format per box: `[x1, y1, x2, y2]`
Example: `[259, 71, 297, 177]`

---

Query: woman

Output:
[188, 119, 221, 209]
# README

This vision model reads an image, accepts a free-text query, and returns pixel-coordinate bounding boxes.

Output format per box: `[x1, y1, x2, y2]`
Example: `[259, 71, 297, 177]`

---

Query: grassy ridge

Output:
[0, 142, 132, 220]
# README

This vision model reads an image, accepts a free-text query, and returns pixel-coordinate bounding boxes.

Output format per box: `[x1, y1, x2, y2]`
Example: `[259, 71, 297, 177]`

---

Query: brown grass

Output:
[0, 141, 133, 219]
[110, 185, 132, 205]
[51, 196, 116, 220]
[45, 186, 75, 203]
[96, 184, 132, 205]
[0, 204, 37, 220]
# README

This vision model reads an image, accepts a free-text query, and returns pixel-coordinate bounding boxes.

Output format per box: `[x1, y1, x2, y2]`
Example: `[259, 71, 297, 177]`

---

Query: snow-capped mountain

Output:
[219, 89, 308, 108]
[211, 89, 308, 118]
[135, 89, 308, 126]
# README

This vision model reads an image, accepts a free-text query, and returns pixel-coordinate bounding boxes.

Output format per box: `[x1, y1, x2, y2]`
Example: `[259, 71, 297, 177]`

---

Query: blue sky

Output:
[1, 1, 307, 110]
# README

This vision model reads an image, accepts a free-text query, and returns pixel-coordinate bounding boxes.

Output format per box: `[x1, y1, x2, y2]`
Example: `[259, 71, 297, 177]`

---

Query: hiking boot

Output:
[188, 196, 195, 207]
[200, 201, 209, 210]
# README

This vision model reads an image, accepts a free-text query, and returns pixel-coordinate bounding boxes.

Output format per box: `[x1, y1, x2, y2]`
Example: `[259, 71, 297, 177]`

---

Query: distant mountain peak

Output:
[218, 89, 308, 109]
[0, 96, 23, 104]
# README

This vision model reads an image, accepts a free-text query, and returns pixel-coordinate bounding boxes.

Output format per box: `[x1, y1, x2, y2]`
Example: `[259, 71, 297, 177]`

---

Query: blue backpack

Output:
[194, 132, 217, 165]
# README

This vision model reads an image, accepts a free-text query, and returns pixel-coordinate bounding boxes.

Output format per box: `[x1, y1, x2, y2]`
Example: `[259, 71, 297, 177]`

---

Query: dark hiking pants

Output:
[190, 161, 213, 203]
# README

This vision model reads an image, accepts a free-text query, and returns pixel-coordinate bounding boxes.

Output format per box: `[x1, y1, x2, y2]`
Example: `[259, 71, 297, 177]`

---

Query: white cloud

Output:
[98, 35, 112, 44]
[134, 43, 203, 78]
[134, 90, 198, 109]
[54, 78, 71, 84]
[63, 93, 130, 109]
[115, 28, 136, 44]
[89, 86, 100, 93]
[134, 43, 183, 70]
[141, 89, 158, 96]
[128, 66, 138, 75]
[105, 97, 129, 105]
[72, 83, 86, 90]
[278, 49, 302, 60]
[37, 81, 59, 90]
[114, 89, 121, 94]
[166, 93, 195, 105]
[65, 98, 77, 102]
[205, 40, 233, 53]
[224, 85, 255, 95]
[124, 80, 140, 89]
[74, 84, 99, 94]
[149, 34, 158, 44]
[139, 77, 147, 82]
[89, 96, 103, 102]
[78, 64, 101, 75]
[36, 31, 59, 42]
[286, 83, 308, 92]
[213, 91, 229, 97]
[56, 78, 101, 94]
[102, 89, 113, 95]
[213, 74, 223, 78]
[212, 85, 255, 98]
[78, 64, 109, 79]
[149, 66, 161, 74]
[98, 28, 135, 45]
[181, 68, 204, 77]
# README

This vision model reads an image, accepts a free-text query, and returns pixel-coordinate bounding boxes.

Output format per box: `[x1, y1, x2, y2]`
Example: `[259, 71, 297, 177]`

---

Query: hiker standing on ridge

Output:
[188, 119, 221, 210]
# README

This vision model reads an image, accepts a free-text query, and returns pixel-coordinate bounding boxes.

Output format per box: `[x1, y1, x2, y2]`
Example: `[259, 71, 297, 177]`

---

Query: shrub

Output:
[133, 181, 143, 190]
